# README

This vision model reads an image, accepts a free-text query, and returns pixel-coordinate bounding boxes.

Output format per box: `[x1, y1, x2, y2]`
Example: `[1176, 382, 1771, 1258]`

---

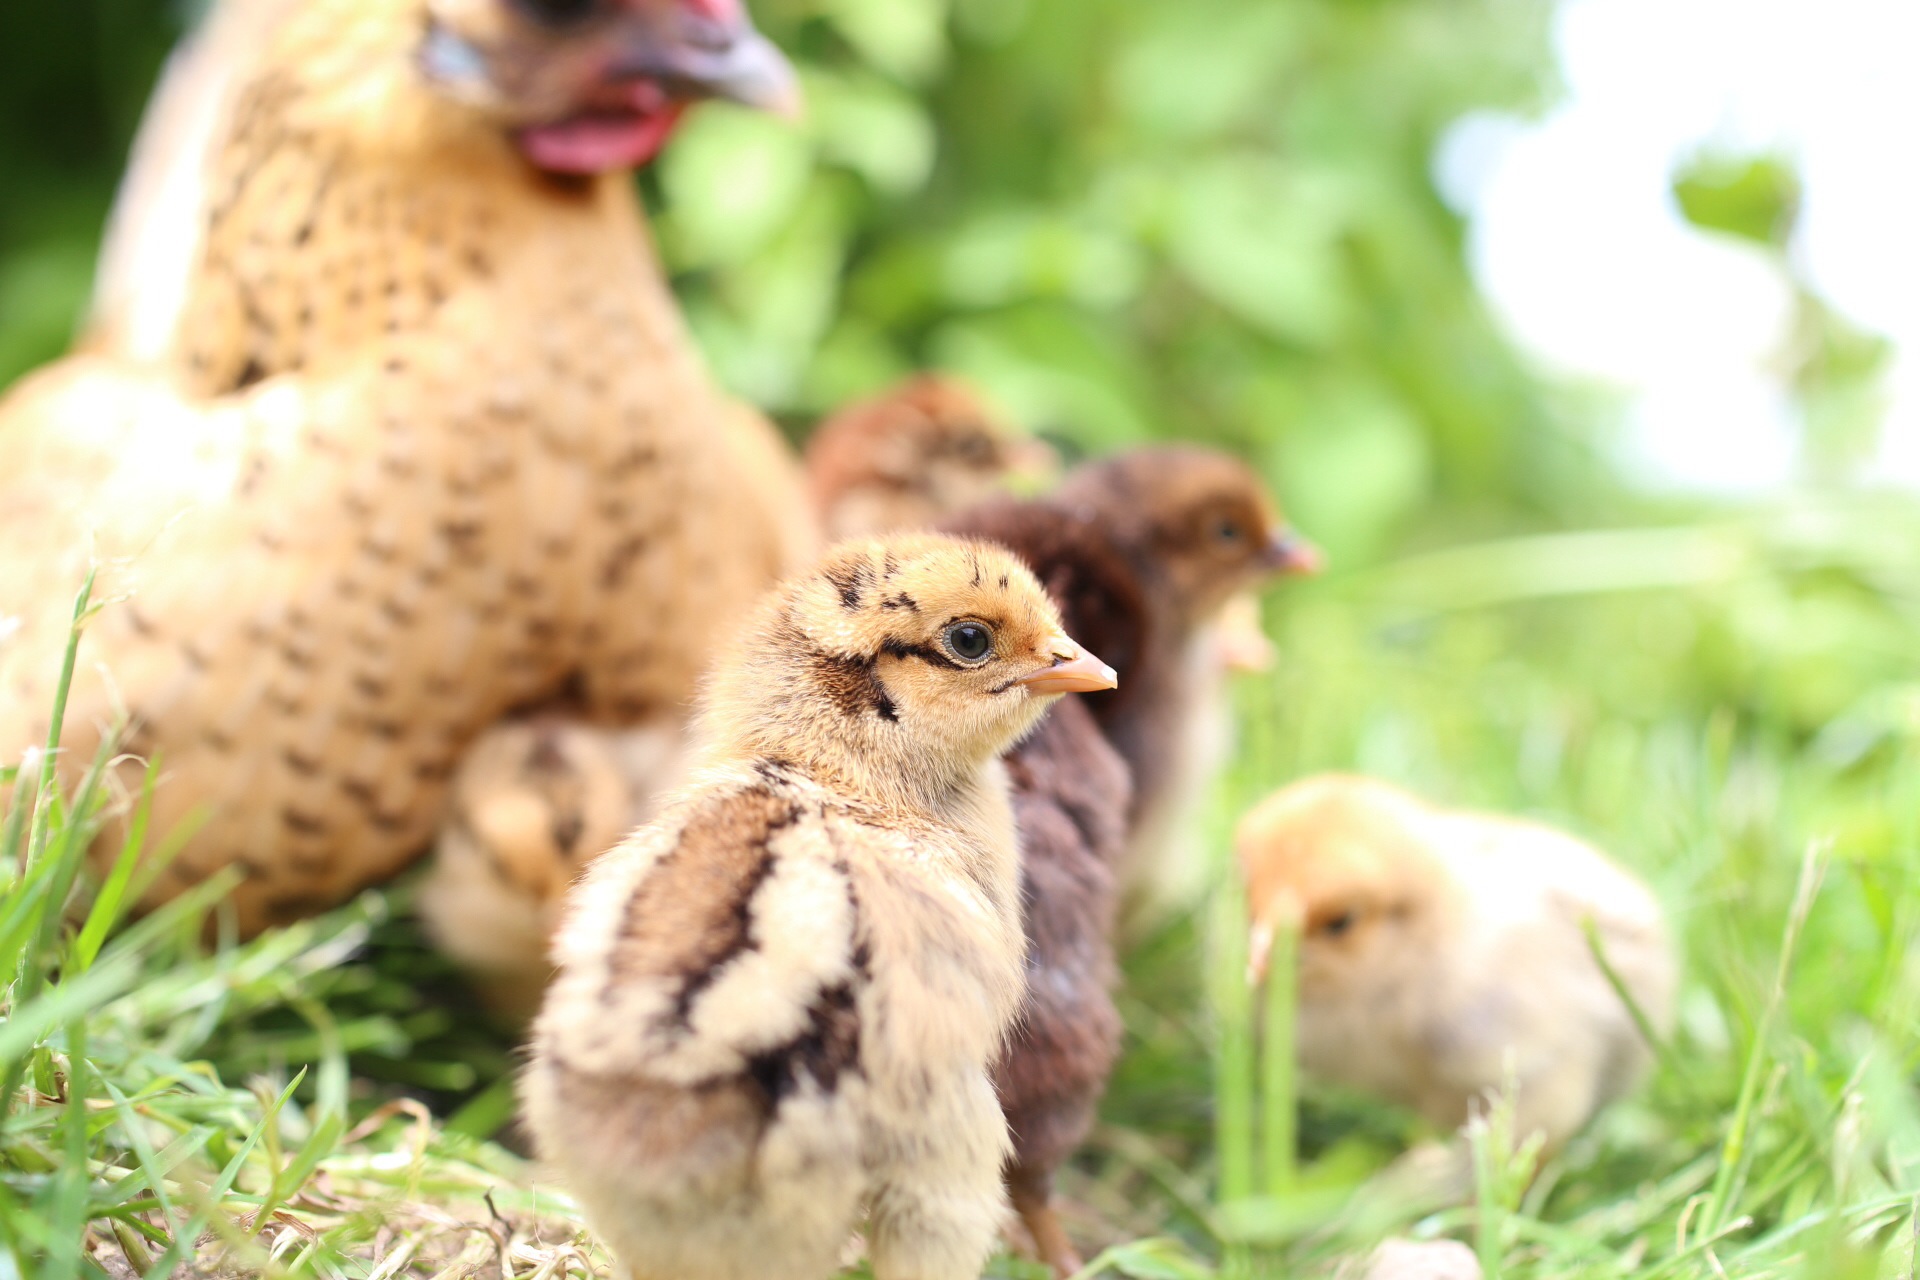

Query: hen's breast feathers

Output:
[0, 4, 812, 933]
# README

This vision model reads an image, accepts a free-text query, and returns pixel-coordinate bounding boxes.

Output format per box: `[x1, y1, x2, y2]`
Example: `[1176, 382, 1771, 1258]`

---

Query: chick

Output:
[1045, 449, 1320, 919]
[523, 533, 1118, 1280]
[938, 449, 1313, 1274]
[1238, 775, 1676, 1156]
[0, 0, 814, 933]
[421, 716, 680, 1019]
[806, 374, 1055, 540]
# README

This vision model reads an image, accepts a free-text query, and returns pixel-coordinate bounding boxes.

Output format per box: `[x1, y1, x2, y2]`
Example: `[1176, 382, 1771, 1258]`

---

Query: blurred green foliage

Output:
[660, 0, 1591, 564]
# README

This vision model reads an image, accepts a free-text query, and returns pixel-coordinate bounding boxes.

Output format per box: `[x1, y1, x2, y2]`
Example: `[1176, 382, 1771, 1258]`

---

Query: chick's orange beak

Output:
[1261, 530, 1323, 576]
[1016, 638, 1118, 696]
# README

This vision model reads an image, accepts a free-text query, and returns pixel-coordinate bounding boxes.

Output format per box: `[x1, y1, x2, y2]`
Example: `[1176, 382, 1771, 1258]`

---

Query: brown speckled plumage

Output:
[0, 0, 813, 935]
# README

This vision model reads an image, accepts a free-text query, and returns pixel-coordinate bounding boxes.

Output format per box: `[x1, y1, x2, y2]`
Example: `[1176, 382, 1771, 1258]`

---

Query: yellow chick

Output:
[522, 534, 1117, 1280]
[1238, 775, 1675, 1155]
[0, 0, 813, 933]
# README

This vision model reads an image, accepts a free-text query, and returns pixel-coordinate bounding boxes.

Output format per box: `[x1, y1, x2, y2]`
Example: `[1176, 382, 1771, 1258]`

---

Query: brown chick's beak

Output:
[1214, 594, 1276, 674]
[1017, 641, 1119, 696]
[1006, 437, 1061, 494]
[618, 2, 802, 117]
[1261, 530, 1324, 576]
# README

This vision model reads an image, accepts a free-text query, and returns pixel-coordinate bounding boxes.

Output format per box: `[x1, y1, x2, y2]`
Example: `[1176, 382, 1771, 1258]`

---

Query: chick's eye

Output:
[954, 431, 994, 463]
[1214, 517, 1244, 545]
[944, 622, 993, 663]
[512, 0, 599, 26]
[1317, 910, 1357, 939]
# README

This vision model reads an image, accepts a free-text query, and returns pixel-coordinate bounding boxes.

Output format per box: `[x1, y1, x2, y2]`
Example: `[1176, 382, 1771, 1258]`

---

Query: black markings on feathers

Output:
[745, 980, 861, 1103]
[825, 559, 874, 610]
[814, 652, 898, 722]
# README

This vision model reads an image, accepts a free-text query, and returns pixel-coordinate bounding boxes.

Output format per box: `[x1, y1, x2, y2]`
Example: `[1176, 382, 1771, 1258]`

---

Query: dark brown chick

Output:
[1049, 448, 1319, 914]
[938, 446, 1315, 1275]
[806, 374, 1055, 540]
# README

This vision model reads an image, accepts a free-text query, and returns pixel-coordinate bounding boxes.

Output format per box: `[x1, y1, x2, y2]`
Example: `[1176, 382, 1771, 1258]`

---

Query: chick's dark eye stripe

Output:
[880, 637, 964, 669]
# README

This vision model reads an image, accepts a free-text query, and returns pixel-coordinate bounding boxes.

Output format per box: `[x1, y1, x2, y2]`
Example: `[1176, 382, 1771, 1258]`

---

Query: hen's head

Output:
[807, 375, 1056, 540]
[1056, 447, 1320, 632]
[703, 534, 1117, 804]
[421, 0, 797, 173]
[1236, 775, 1456, 996]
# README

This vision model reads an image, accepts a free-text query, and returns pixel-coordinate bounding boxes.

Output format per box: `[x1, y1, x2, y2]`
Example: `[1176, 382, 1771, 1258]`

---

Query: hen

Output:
[0, 0, 812, 934]
[1238, 774, 1675, 1156]
[523, 533, 1117, 1280]
[940, 446, 1316, 1273]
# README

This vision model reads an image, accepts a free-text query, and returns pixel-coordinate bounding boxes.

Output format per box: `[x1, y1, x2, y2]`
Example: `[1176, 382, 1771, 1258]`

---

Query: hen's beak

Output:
[1017, 638, 1118, 696]
[1260, 529, 1323, 577]
[616, 0, 802, 117]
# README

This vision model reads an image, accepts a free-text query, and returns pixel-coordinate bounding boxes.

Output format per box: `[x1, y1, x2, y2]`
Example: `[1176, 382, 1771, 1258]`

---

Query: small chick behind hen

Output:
[523, 533, 1117, 1280]
[1239, 774, 1675, 1157]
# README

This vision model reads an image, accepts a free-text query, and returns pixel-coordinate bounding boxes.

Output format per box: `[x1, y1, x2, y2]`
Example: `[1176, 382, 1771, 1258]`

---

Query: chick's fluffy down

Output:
[525, 764, 1016, 1280]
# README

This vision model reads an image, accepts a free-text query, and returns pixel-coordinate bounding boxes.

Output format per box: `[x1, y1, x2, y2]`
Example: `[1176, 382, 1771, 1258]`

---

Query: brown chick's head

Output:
[420, 0, 799, 173]
[1055, 447, 1320, 629]
[807, 374, 1055, 540]
[699, 533, 1117, 808]
[1237, 775, 1458, 996]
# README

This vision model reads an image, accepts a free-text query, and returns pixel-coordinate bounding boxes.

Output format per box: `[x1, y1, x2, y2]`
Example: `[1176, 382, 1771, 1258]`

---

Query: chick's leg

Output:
[1007, 1164, 1083, 1278]
[867, 1074, 1010, 1280]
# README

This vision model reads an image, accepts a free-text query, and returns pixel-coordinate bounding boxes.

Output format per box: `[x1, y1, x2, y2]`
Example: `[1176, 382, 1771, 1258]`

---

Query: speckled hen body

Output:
[0, 0, 811, 934]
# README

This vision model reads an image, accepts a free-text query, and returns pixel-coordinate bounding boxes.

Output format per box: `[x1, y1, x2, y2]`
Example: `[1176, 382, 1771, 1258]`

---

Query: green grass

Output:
[5, 490, 1920, 1278]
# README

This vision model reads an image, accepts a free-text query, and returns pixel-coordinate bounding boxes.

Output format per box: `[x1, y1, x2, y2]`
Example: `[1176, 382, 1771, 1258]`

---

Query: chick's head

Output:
[701, 533, 1117, 806]
[808, 375, 1056, 538]
[1056, 448, 1320, 630]
[419, 0, 797, 172]
[1237, 776, 1459, 1000]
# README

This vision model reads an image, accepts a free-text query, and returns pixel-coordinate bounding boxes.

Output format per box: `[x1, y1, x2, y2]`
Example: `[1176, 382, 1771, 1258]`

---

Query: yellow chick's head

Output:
[700, 532, 1117, 809]
[419, 0, 799, 173]
[1236, 775, 1459, 998]
[1057, 448, 1321, 631]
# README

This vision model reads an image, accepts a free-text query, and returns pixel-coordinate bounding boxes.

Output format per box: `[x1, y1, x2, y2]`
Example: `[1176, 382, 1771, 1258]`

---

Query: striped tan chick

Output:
[523, 533, 1117, 1280]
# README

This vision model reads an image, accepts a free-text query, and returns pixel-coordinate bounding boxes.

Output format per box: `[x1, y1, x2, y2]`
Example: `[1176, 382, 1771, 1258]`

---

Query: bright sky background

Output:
[1433, 0, 1920, 493]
